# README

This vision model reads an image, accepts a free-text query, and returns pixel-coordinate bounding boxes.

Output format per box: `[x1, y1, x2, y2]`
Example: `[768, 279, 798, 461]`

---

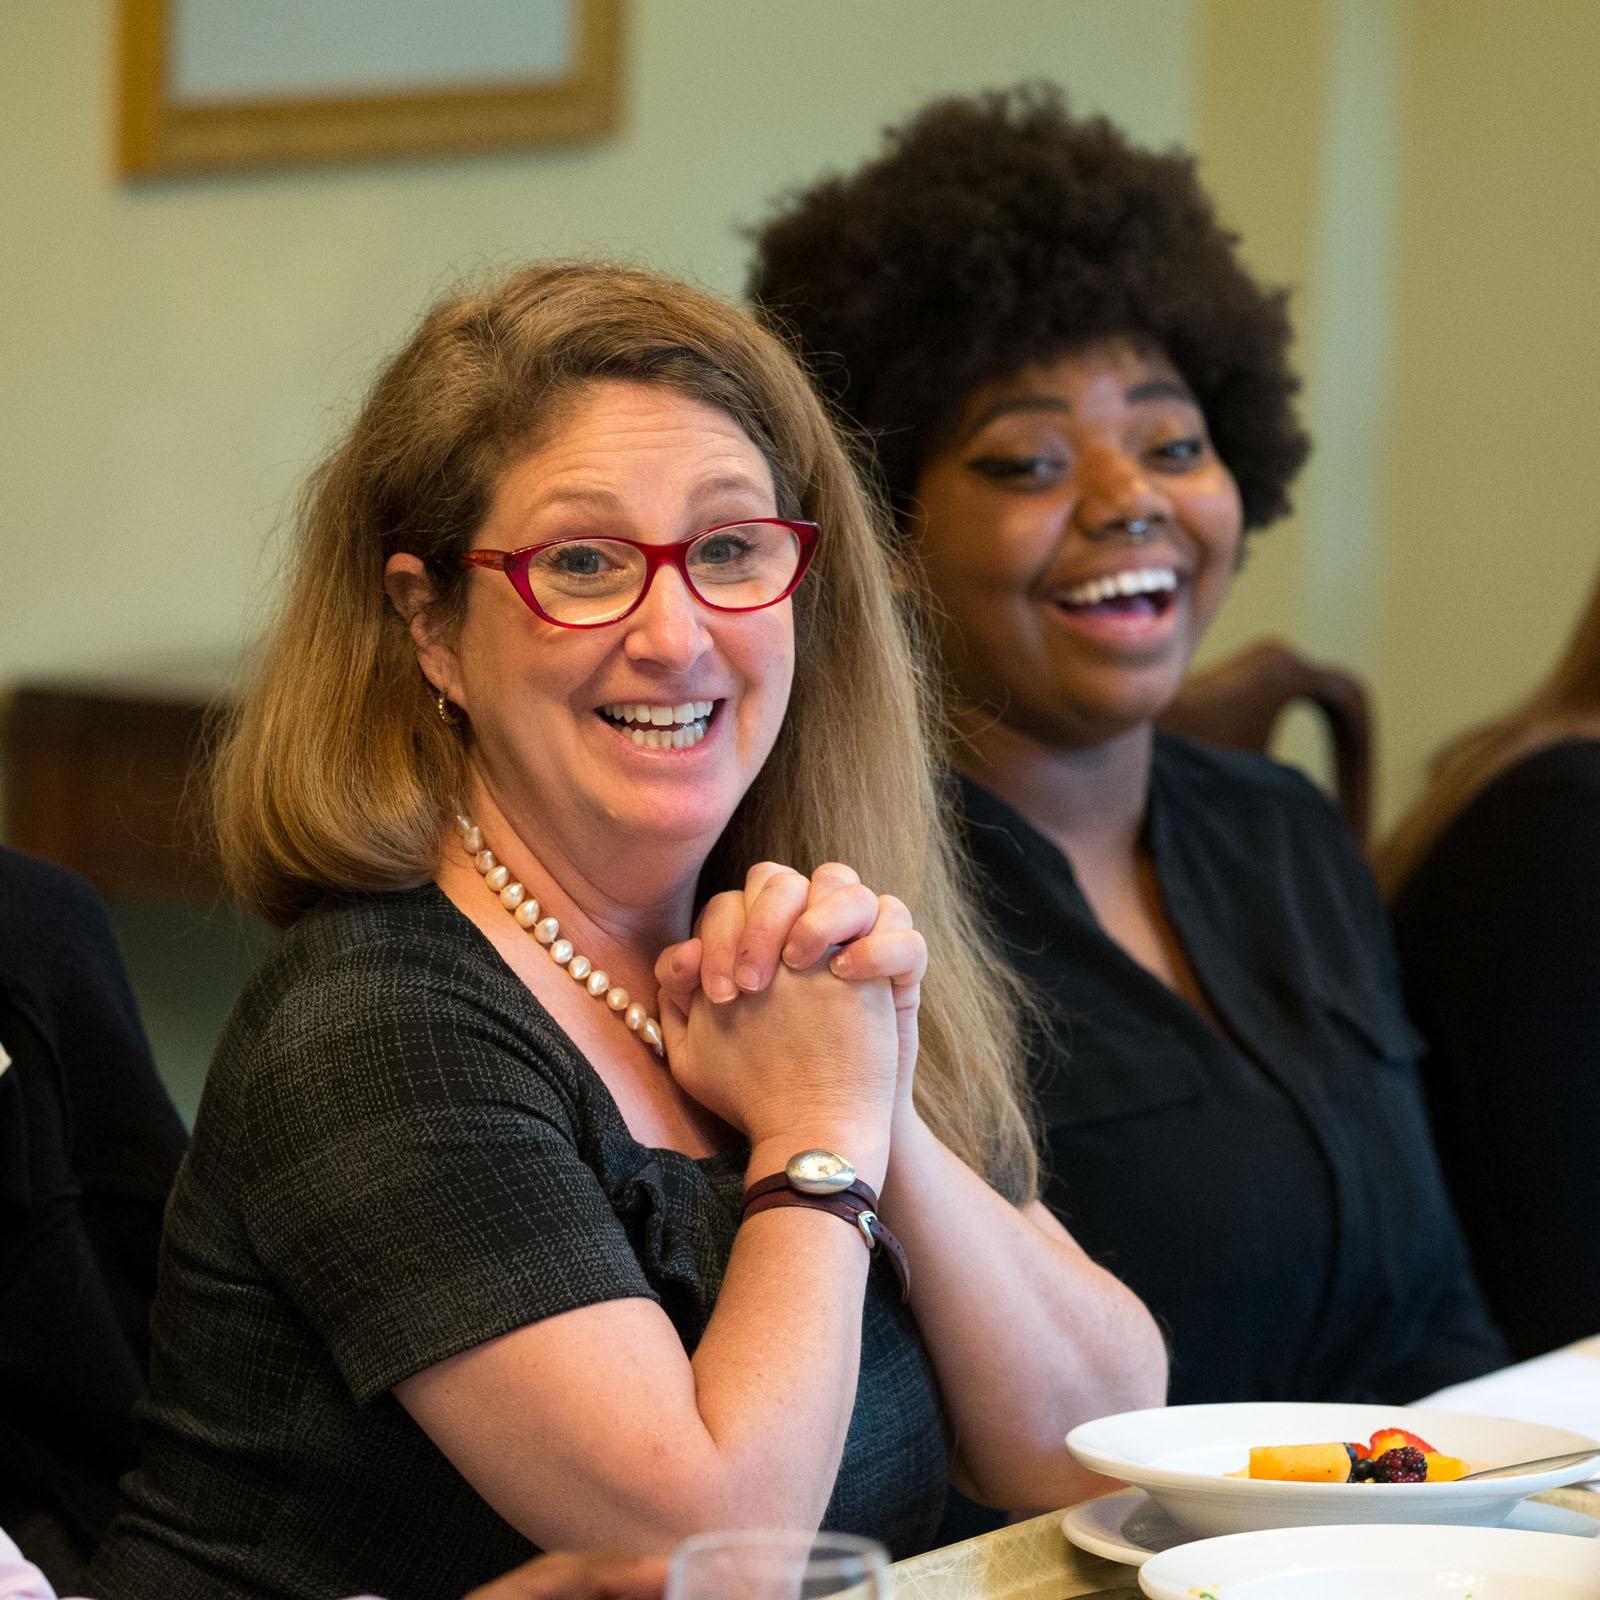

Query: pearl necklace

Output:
[454, 813, 665, 1057]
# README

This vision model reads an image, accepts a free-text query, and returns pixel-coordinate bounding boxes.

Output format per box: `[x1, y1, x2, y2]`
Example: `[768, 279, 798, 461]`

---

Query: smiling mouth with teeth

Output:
[596, 699, 719, 750]
[1053, 566, 1180, 618]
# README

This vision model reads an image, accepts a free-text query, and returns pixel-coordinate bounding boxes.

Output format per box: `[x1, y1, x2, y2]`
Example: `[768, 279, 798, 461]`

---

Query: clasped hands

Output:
[650, 863, 927, 1152]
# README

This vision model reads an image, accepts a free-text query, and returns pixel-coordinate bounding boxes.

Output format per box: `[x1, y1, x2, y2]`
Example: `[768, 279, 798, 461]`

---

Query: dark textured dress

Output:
[957, 735, 1509, 1406]
[90, 886, 946, 1600]
[1391, 737, 1600, 1359]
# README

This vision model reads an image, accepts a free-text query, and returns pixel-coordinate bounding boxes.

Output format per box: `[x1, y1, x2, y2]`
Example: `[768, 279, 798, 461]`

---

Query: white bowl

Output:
[1066, 1402, 1600, 1539]
[1137, 1523, 1600, 1599]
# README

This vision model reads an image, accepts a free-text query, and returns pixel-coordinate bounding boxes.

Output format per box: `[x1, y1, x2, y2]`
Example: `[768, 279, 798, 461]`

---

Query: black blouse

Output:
[1392, 737, 1600, 1359]
[957, 735, 1509, 1405]
[0, 850, 186, 1583]
[90, 886, 946, 1600]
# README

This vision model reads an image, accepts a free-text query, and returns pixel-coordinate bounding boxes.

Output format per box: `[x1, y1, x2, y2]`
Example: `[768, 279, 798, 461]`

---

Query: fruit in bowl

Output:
[1064, 1401, 1600, 1540]
[1244, 1426, 1469, 1484]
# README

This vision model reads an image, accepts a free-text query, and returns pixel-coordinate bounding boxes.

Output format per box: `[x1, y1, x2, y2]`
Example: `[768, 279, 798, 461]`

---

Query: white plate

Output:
[1136, 1522, 1600, 1599]
[1065, 1402, 1600, 1539]
[1061, 1486, 1600, 1569]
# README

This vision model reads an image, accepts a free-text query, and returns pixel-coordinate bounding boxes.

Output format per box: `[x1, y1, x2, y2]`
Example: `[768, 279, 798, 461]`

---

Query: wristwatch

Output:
[743, 1149, 911, 1301]
[784, 1148, 857, 1194]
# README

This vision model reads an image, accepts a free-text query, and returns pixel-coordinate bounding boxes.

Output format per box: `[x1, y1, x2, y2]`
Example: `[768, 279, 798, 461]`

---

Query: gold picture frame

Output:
[117, 0, 623, 177]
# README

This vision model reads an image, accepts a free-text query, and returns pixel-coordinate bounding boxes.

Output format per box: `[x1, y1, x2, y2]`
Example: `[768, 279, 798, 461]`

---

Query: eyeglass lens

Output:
[525, 523, 803, 625]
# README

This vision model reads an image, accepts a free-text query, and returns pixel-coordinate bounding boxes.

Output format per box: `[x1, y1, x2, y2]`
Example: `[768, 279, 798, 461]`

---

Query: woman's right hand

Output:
[657, 873, 900, 1174]
[657, 863, 927, 1121]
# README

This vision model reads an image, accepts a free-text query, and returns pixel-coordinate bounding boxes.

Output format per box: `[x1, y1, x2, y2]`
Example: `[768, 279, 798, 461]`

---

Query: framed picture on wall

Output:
[117, 0, 623, 176]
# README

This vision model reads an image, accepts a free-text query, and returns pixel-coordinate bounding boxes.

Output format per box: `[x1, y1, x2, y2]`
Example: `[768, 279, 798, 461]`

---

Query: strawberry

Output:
[1368, 1426, 1437, 1457]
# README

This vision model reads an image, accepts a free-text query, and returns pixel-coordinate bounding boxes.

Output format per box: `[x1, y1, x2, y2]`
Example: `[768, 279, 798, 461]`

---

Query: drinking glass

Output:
[665, 1531, 891, 1600]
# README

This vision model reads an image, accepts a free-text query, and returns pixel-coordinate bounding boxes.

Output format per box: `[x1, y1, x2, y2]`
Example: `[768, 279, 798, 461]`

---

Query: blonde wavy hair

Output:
[1377, 560, 1600, 897]
[212, 259, 1038, 1202]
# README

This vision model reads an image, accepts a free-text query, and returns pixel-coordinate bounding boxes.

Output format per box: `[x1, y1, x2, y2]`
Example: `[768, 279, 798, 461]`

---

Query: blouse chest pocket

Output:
[1304, 976, 1442, 1172]
[1310, 976, 1427, 1073]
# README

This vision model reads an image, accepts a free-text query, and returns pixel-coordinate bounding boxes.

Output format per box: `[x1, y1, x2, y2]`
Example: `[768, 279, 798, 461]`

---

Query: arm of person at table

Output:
[662, 863, 1167, 1512]
[881, 1113, 1165, 1509]
[393, 951, 901, 1553]
[0, 1530, 56, 1600]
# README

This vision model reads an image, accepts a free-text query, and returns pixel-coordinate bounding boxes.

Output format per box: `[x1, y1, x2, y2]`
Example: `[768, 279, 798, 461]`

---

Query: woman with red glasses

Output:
[88, 263, 1164, 1600]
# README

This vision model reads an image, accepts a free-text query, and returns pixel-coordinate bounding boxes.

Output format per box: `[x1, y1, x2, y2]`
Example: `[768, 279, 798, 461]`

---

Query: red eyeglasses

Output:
[459, 518, 820, 629]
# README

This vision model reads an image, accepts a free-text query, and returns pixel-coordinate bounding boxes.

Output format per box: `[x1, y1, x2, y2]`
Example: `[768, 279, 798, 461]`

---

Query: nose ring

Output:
[1125, 517, 1154, 542]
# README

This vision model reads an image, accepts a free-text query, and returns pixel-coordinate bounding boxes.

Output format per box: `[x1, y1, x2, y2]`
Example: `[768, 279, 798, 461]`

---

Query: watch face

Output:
[786, 1148, 856, 1195]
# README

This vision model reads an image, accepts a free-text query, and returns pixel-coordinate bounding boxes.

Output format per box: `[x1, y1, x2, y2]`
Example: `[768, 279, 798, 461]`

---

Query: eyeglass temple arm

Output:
[459, 550, 509, 571]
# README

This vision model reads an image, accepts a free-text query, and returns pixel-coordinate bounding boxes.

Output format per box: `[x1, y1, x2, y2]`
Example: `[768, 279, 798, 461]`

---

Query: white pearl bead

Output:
[467, 817, 669, 1060]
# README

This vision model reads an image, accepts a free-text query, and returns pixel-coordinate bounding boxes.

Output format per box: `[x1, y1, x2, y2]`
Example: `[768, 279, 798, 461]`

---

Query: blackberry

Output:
[1373, 1445, 1428, 1483]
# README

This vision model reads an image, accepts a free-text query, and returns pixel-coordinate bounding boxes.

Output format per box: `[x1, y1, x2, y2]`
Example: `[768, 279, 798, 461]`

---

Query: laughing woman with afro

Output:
[749, 86, 1508, 1410]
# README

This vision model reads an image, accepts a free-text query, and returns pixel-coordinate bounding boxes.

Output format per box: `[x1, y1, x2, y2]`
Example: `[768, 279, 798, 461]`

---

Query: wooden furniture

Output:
[2, 679, 224, 901]
[1158, 637, 1374, 844]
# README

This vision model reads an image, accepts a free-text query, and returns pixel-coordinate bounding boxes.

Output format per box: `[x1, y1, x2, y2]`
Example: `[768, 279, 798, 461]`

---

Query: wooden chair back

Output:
[1157, 638, 1374, 844]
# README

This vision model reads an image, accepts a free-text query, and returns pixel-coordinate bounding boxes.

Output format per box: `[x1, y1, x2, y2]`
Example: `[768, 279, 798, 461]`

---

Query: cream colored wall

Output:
[1193, 0, 1402, 796]
[1193, 0, 1335, 684]
[1378, 0, 1600, 821]
[1, 0, 1197, 691]
[1194, 0, 1600, 827]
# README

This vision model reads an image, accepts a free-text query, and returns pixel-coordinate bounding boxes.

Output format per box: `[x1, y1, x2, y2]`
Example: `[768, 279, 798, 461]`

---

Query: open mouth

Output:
[595, 699, 719, 750]
[1051, 566, 1180, 621]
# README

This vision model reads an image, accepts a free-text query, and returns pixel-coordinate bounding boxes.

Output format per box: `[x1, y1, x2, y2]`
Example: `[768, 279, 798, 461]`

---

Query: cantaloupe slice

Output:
[1247, 1442, 1353, 1482]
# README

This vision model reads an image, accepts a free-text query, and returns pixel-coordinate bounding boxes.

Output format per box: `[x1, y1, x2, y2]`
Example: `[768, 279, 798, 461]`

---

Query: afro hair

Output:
[748, 84, 1310, 533]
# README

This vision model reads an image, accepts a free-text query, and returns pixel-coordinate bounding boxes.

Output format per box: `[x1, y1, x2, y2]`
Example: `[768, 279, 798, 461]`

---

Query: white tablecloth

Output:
[1419, 1334, 1600, 1488]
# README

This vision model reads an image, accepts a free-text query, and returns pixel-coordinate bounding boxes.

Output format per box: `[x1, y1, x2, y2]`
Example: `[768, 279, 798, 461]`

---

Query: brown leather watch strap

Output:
[741, 1187, 911, 1302]
[743, 1170, 882, 1210]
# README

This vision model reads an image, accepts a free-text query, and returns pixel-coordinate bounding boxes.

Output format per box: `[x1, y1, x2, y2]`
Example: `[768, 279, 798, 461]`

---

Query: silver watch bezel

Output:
[785, 1148, 857, 1195]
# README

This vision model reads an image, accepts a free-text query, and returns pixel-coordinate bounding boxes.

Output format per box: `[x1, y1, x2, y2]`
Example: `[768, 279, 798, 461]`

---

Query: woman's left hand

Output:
[656, 862, 926, 1108]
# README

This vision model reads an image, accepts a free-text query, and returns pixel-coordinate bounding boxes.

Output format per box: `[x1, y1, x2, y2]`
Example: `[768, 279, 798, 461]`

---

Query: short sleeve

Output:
[237, 924, 657, 1404]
